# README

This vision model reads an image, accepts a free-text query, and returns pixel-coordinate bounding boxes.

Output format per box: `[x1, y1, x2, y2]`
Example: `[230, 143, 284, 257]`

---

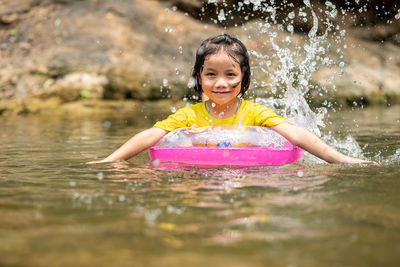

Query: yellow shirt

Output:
[153, 99, 287, 132]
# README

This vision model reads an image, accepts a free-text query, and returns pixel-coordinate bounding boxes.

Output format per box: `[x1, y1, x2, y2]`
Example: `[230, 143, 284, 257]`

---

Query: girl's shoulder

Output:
[175, 102, 206, 115]
[240, 100, 279, 117]
[188, 101, 205, 109]
[241, 99, 269, 110]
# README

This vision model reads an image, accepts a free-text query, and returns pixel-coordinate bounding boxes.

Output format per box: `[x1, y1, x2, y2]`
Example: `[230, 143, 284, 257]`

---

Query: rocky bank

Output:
[0, 0, 399, 116]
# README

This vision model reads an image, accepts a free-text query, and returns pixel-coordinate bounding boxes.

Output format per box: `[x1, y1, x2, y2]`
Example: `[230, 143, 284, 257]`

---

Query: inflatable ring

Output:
[148, 126, 302, 166]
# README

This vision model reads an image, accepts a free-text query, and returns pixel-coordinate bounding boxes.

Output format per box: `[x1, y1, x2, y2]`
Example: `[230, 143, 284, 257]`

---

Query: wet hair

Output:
[191, 34, 251, 97]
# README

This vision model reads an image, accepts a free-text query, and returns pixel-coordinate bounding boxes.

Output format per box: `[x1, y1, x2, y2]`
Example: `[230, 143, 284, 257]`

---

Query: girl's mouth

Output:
[212, 91, 231, 94]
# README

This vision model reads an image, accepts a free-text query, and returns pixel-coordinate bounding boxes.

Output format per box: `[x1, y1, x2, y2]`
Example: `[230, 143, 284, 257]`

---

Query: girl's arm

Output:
[271, 123, 373, 164]
[87, 127, 168, 164]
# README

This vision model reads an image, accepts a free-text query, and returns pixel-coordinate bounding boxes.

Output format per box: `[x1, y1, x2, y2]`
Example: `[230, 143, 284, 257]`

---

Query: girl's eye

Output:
[206, 73, 215, 76]
[227, 73, 236, 77]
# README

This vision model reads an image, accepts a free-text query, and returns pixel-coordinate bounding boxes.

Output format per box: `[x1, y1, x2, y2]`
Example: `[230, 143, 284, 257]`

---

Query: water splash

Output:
[172, 0, 374, 161]
[249, 1, 333, 132]
[231, 0, 365, 160]
[383, 148, 400, 164]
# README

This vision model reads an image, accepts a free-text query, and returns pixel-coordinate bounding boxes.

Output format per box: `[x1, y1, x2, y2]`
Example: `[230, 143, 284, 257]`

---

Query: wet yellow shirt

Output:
[153, 99, 287, 132]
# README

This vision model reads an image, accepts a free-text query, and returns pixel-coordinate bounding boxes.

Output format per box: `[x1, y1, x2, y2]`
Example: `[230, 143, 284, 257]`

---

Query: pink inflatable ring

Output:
[148, 126, 302, 167]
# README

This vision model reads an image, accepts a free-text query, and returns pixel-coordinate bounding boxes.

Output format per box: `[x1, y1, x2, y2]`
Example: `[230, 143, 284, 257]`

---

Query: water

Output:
[0, 106, 399, 266]
[1, 1, 399, 266]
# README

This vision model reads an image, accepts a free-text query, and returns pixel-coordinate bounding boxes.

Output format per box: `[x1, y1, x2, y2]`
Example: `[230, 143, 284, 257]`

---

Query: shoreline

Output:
[1, 96, 398, 118]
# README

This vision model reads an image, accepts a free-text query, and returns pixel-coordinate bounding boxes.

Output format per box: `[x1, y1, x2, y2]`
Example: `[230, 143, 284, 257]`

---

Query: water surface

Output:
[0, 106, 399, 266]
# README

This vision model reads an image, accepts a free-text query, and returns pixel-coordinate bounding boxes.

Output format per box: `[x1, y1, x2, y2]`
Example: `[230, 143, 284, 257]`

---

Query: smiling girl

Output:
[87, 34, 373, 165]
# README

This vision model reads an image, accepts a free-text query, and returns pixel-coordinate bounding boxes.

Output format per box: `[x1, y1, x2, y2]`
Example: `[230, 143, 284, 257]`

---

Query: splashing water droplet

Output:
[287, 24, 294, 34]
[55, 18, 61, 26]
[299, 11, 307, 17]
[187, 77, 196, 88]
[97, 172, 104, 180]
[218, 9, 226, 22]
[144, 209, 161, 226]
[395, 9, 400, 20]
[162, 79, 168, 87]
[103, 120, 112, 128]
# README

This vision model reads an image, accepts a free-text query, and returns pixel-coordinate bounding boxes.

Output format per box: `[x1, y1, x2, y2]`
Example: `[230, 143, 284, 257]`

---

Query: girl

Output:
[88, 34, 372, 165]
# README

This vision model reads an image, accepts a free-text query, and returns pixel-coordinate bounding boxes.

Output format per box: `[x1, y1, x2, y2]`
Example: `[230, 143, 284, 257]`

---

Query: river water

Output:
[0, 105, 399, 266]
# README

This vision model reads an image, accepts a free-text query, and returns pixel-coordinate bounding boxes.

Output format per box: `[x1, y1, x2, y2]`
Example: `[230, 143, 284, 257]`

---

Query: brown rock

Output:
[39, 72, 108, 102]
[0, 0, 399, 113]
[0, 13, 19, 24]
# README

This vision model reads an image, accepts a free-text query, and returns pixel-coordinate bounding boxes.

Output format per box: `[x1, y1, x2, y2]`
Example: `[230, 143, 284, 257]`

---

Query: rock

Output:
[0, 98, 186, 118]
[0, 13, 19, 24]
[39, 72, 108, 102]
[0, 0, 39, 17]
[104, 68, 169, 101]
[311, 36, 400, 106]
[0, 0, 399, 114]
[171, 0, 400, 34]
[0, 0, 214, 103]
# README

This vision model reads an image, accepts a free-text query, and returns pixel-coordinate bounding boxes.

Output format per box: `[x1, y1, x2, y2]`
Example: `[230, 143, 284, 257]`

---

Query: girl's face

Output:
[200, 51, 242, 106]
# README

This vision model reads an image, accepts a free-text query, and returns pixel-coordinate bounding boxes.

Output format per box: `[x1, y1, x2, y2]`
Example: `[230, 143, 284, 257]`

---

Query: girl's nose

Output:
[215, 77, 228, 88]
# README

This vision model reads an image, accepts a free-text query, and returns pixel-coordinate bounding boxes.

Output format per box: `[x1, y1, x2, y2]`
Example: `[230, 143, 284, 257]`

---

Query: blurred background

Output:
[0, 0, 399, 116]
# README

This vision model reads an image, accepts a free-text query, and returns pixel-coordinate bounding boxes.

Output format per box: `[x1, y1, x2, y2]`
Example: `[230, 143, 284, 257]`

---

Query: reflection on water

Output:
[0, 107, 399, 266]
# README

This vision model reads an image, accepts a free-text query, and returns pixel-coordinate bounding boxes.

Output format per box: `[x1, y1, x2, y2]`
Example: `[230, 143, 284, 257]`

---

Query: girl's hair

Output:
[192, 34, 251, 97]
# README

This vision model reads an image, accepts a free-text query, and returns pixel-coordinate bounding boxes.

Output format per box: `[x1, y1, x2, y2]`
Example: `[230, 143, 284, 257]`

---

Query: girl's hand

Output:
[86, 159, 113, 164]
[271, 123, 379, 165]
[342, 157, 380, 166]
